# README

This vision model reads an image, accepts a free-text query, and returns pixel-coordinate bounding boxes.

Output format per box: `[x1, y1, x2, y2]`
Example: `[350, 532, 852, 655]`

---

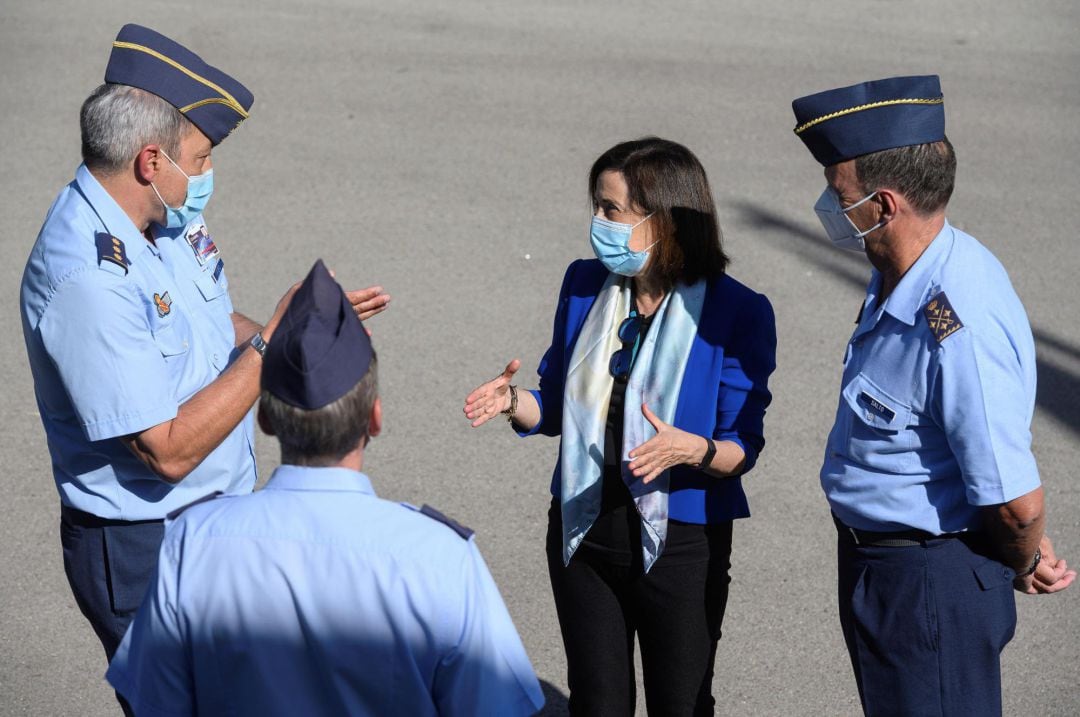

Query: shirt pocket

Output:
[152, 320, 190, 358]
[840, 373, 914, 471]
[194, 271, 225, 302]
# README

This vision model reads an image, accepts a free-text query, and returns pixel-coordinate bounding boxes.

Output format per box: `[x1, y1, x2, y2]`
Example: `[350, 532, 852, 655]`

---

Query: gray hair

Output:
[854, 137, 957, 216]
[80, 83, 193, 174]
[259, 356, 379, 467]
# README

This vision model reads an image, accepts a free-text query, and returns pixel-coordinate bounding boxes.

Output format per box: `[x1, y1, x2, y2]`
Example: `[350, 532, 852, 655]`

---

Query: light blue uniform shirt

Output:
[20, 164, 256, 520]
[106, 465, 545, 716]
[821, 221, 1040, 533]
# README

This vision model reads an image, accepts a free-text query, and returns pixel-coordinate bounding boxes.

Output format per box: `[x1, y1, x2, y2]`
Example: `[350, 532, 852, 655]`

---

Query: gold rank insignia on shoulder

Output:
[154, 291, 173, 318]
[924, 291, 963, 343]
[94, 232, 129, 274]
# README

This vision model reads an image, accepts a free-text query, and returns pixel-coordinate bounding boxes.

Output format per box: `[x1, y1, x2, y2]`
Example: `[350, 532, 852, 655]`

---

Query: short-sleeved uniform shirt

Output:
[20, 164, 256, 520]
[106, 465, 546, 717]
[821, 221, 1040, 534]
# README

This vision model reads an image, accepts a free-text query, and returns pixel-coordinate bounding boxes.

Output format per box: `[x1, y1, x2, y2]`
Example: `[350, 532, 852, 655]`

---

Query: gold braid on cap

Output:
[112, 41, 249, 119]
[794, 97, 942, 135]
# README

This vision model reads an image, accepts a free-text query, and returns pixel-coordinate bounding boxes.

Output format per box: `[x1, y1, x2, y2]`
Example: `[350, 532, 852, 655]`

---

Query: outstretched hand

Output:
[628, 403, 704, 484]
[345, 286, 391, 322]
[463, 360, 520, 428]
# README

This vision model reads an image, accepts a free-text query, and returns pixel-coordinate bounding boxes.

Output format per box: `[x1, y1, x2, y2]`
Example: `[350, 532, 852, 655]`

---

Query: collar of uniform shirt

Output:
[261, 464, 376, 495]
[872, 221, 955, 326]
[76, 164, 151, 252]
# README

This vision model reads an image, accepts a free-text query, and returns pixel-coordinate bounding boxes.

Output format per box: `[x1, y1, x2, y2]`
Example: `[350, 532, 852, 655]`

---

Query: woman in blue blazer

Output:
[465, 138, 776, 715]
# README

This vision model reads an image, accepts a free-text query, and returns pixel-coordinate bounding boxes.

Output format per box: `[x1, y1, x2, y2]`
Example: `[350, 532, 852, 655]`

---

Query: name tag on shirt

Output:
[858, 391, 896, 423]
[185, 224, 220, 266]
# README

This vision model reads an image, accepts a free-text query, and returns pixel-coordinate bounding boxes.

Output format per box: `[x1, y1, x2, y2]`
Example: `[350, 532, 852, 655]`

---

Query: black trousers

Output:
[546, 501, 733, 716]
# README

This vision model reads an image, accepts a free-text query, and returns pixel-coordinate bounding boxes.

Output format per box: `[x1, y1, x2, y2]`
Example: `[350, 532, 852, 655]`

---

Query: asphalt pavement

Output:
[1, 1, 1078, 714]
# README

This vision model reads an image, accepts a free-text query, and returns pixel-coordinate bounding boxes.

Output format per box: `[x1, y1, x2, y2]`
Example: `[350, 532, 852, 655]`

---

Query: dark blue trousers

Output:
[60, 506, 165, 660]
[837, 528, 1017, 717]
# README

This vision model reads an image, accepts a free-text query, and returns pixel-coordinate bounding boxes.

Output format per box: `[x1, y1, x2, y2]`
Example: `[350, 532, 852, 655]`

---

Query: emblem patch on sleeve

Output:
[923, 291, 963, 343]
[154, 291, 173, 318]
[94, 232, 129, 274]
[185, 224, 219, 266]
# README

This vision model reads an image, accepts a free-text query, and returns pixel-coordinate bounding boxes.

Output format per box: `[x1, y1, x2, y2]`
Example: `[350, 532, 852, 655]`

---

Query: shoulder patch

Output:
[166, 491, 223, 520]
[923, 291, 964, 343]
[419, 504, 475, 540]
[94, 232, 129, 275]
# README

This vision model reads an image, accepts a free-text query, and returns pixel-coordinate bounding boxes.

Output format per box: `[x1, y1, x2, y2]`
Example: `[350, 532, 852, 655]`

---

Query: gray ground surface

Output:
[2, 1, 1078, 715]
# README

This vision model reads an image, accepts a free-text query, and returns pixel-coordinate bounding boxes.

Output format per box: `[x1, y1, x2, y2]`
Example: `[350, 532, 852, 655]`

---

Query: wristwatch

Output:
[249, 331, 268, 357]
[696, 437, 717, 470]
[1018, 547, 1042, 577]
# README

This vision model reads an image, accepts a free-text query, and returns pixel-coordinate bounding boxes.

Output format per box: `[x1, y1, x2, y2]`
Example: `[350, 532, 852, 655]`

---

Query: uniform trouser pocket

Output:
[837, 535, 1017, 717]
[102, 522, 165, 614]
[60, 512, 164, 660]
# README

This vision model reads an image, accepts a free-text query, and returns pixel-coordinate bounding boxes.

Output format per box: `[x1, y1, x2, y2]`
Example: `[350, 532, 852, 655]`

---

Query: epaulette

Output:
[166, 491, 223, 520]
[923, 291, 964, 343]
[405, 503, 475, 540]
[95, 232, 129, 275]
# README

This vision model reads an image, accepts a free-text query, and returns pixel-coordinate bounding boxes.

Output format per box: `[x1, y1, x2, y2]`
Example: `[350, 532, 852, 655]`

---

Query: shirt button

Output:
[182, 340, 189, 349]
[213, 353, 219, 363]
[865, 411, 874, 422]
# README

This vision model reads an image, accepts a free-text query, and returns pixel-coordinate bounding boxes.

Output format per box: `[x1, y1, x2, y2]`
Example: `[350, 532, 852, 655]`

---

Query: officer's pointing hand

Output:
[629, 403, 702, 484]
[345, 286, 391, 322]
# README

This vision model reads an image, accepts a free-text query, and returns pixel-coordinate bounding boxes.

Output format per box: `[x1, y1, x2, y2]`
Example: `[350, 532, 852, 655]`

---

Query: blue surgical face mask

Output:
[814, 187, 884, 252]
[590, 214, 655, 276]
[151, 150, 214, 229]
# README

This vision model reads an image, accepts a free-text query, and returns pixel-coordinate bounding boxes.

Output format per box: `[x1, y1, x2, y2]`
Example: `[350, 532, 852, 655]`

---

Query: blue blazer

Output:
[521, 259, 777, 524]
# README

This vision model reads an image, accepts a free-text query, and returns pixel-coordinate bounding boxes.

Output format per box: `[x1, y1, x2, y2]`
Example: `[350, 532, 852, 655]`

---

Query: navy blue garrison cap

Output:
[105, 24, 253, 145]
[262, 260, 373, 410]
[792, 75, 945, 167]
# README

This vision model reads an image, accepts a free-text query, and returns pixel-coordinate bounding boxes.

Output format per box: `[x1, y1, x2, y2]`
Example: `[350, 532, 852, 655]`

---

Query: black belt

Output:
[60, 504, 164, 529]
[833, 514, 965, 547]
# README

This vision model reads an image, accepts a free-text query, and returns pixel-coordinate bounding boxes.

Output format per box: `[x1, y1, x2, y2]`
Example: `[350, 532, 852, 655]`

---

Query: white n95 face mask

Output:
[814, 187, 884, 252]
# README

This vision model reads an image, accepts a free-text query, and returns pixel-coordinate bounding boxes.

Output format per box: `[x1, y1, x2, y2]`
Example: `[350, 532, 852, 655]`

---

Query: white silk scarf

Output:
[559, 273, 705, 572]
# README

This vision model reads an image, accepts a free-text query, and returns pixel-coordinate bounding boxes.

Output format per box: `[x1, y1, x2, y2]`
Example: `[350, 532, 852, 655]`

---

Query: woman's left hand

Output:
[628, 403, 705, 484]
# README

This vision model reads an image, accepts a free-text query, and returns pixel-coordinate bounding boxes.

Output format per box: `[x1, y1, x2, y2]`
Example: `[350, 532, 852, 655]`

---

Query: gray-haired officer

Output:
[18, 23, 389, 685]
[107, 260, 545, 716]
[791, 75, 1075, 715]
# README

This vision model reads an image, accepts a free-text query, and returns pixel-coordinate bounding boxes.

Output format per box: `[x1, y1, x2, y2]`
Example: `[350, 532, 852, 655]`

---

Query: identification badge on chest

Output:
[858, 391, 896, 423]
[185, 224, 220, 266]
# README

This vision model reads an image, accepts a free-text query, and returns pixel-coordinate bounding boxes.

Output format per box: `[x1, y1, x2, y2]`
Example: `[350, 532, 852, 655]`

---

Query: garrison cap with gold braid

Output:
[105, 24, 253, 146]
[792, 75, 945, 167]
[262, 260, 374, 410]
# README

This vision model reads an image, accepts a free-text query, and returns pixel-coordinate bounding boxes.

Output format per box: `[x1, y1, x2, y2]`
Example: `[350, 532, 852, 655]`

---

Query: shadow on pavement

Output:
[537, 679, 569, 715]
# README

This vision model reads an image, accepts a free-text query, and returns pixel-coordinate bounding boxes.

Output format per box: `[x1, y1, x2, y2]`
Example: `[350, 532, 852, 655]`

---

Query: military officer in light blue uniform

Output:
[792, 75, 1075, 716]
[19, 23, 390, 684]
[107, 260, 545, 716]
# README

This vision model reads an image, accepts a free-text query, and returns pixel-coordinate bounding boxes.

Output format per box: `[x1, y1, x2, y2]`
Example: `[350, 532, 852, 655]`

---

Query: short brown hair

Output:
[589, 138, 729, 288]
[259, 355, 378, 467]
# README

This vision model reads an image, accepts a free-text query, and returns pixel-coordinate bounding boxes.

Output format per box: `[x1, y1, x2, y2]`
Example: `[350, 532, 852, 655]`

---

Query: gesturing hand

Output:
[344, 286, 391, 322]
[628, 403, 704, 484]
[463, 360, 520, 428]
